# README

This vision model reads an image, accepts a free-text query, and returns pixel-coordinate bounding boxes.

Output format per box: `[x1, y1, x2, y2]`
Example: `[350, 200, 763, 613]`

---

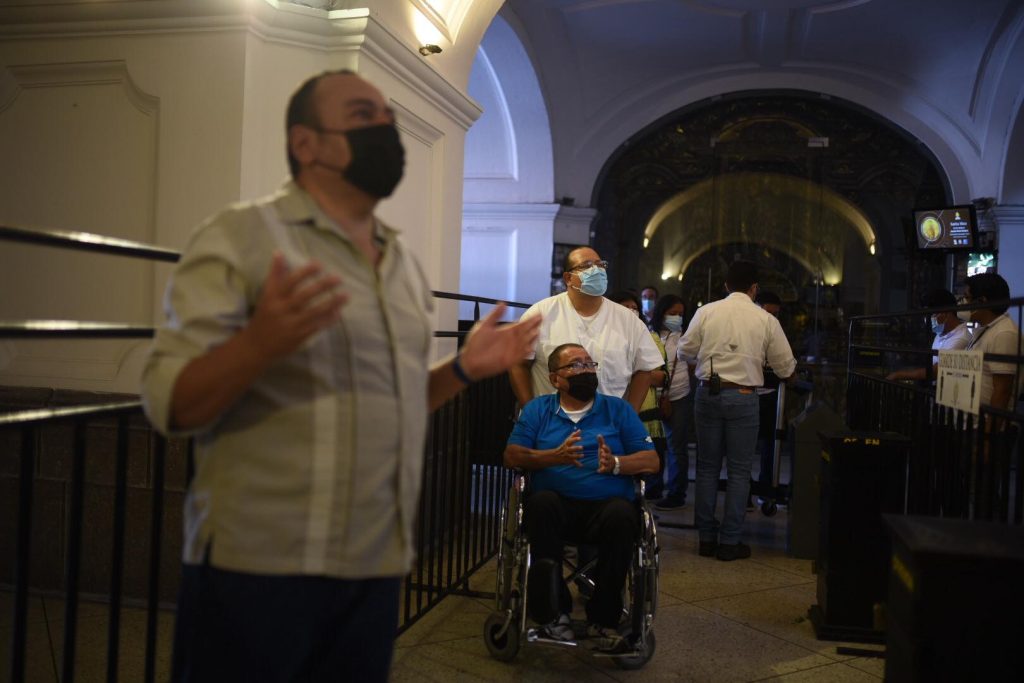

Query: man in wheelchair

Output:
[503, 343, 659, 652]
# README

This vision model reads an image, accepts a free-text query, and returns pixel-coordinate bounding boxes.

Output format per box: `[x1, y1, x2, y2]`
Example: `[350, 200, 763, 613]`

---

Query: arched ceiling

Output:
[645, 173, 876, 285]
[591, 91, 947, 297]
[501, 0, 1024, 204]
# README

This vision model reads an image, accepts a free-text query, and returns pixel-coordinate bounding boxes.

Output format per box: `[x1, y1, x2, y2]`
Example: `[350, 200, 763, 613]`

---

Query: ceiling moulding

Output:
[408, 0, 475, 43]
[358, 14, 481, 131]
[0, 1, 482, 131]
[462, 203, 560, 221]
[0, 0, 250, 36]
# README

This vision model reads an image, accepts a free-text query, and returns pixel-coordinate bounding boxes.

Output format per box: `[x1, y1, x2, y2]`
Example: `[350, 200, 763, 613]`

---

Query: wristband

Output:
[612, 456, 621, 476]
[451, 354, 473, 385]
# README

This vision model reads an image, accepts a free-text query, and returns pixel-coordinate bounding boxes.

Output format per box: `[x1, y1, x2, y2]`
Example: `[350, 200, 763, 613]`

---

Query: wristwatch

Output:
[612, 456, 621, 476]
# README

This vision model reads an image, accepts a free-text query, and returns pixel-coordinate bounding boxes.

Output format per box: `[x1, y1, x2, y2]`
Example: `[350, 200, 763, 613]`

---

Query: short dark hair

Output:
[756, 290, 782, 306]
[608, 289, 642, 314]
[562, 246, 592, 275]
[285, 69, 354, 178]
[641, 285, 659, 297]
[726, 260, 758, 292]
[651, 294, 685, 333]
[548, 343, 585, 372]
[920, 288, 956, 310]
[965, 273, 1011, 315]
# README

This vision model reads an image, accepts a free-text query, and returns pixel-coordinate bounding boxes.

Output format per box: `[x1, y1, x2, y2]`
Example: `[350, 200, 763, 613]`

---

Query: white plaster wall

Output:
[0, 27, 247, 394]
[0, 0, 495, 391]
[460, 204, 558, 321]
[460, 12, 557, 321]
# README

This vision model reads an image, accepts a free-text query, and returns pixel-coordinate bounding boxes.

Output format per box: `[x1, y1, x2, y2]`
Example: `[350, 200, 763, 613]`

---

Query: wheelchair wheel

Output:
[483, 611, 521, 662]
[761, 499, 779, 517]
[614, 629, 656, 670]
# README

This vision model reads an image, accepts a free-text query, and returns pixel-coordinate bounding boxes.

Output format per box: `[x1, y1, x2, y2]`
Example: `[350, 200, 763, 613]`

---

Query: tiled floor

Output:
[3, 491, 885, 681]
[391, 502, 886, 682]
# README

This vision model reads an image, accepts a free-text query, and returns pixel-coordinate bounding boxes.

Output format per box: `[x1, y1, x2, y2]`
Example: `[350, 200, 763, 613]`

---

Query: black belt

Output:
[697, 379, 755, 390]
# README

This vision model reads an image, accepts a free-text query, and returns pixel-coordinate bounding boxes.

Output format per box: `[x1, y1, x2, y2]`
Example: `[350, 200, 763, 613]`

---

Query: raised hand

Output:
[458, 303, 541, 381]
[554, 429, 584, 467]
[596, 434, 616, 473]
[244, 252, 348, 363]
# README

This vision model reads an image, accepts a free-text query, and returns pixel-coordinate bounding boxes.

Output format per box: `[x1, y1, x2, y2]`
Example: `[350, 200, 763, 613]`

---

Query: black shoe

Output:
[698, 540, 718, 557]
[716, 542, 751, 561]
[654, 497, 686, 510]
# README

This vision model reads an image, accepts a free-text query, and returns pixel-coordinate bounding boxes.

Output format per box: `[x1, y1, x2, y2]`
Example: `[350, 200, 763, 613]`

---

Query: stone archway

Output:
[592, 91, 949, 317]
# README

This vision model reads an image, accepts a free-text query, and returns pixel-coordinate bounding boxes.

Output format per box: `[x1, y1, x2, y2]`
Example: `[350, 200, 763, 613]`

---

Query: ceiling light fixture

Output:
[418, 44, 442, 56]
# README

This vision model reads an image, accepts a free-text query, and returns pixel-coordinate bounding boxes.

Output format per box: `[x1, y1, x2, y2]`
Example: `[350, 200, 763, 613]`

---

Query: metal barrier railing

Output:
[846, 298, 1023, 525]
[0, 224, 529, 681]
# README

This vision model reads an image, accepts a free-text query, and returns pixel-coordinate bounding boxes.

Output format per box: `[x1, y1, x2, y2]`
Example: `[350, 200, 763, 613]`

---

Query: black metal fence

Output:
[0, 224, 527, 681]
[846, 298, 1023, 524]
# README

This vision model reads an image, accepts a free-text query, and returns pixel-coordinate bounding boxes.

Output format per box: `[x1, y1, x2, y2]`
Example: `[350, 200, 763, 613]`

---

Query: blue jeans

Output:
[661, 393, 693, 502]
[694, 385, 760, 545]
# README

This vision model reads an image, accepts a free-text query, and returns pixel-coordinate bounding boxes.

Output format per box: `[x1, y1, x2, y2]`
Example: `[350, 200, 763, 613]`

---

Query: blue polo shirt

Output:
[506, 393, 654, 501]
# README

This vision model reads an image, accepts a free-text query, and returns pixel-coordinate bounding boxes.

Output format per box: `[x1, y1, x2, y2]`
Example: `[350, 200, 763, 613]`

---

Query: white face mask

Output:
[664, 314, 683, 333]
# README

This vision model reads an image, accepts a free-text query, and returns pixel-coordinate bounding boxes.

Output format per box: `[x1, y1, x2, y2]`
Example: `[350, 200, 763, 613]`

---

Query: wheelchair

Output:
[482, 472, 659, 669]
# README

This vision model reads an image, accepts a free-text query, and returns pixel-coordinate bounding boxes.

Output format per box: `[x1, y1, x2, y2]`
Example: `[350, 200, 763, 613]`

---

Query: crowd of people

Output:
[142, 69, 1021, 680]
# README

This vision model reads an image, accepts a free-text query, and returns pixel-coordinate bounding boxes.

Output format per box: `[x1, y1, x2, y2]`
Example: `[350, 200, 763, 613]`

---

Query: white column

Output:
[992, 205, 1024, 324]
[554, 206, 598, 245]
[461, 203, 559, 320]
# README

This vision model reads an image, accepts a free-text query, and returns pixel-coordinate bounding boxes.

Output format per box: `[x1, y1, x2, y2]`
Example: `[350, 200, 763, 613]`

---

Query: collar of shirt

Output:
[554, 393, 604, 418]
[273, 180, 395, 248]
[937, 323, 967, 342]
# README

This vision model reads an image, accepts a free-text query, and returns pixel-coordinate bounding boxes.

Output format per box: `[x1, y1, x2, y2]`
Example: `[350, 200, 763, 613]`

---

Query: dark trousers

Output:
[523, 491, 637, 628]
[172, 560, 401, 683]
[757, 390, 779, 489]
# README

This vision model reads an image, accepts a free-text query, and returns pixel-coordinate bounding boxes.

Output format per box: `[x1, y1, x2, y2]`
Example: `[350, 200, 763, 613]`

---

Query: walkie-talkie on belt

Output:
[709, 357, 721, 395]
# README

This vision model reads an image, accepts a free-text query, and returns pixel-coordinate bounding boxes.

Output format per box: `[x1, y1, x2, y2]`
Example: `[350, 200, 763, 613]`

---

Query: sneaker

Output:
[584, 623, 627, 652]
[716, 542, 752, 561]
[654, 497, 686, 510]
[541, 613, 574, 642]
[698, 540, 718, 557]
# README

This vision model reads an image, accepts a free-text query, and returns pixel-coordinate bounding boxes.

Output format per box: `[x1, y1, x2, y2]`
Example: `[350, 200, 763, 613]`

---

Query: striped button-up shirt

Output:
[142, 181, 433, 578]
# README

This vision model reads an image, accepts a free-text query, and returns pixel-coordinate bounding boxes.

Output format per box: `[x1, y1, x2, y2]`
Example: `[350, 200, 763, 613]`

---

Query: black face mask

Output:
[319, 124, 405, 198]
[566, 372, 598, 402]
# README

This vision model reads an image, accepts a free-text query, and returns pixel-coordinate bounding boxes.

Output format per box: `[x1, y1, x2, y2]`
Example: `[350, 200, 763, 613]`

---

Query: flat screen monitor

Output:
[913, 205, 977, 250]
[967, 252, 996, 276]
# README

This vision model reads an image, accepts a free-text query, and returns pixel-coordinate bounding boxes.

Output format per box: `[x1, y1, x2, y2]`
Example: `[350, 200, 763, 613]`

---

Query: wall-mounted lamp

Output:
[869, 241, 876, 255]
[643, 237, 649, 248]
[418, 44, 442, 56]
[677, 272, 683, 281]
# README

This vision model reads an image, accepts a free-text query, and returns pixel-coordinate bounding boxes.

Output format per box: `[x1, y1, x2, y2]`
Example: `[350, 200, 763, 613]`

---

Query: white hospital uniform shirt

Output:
[522, 293, 664, 399]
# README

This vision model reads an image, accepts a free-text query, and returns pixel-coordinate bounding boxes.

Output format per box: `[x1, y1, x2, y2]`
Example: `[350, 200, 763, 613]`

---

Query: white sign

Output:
[936, 349, 984, 415]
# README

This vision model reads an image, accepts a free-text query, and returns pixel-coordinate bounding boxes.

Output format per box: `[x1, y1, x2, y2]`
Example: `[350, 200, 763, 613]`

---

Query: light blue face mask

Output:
[575, 266, 608, 297]
[664, 314, 683, 333]
[930, 315, 943, 336]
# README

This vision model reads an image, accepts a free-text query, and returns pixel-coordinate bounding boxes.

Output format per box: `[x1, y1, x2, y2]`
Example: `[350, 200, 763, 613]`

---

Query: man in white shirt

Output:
[508, 246, 664, 412]
[886, 288, 970, 382]
[959, 273, 1022, 411]
[680, 261, 796, 561]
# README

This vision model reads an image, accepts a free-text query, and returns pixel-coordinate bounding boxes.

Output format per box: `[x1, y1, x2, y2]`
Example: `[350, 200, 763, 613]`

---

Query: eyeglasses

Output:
[568, 260, 609, 272]
[555, 360, 599, 373]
